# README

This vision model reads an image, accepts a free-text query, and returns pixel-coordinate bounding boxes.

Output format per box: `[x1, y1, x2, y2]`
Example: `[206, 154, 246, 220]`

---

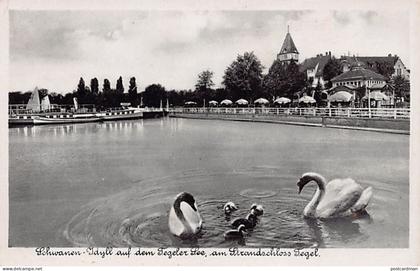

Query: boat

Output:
[32, 115, 101, 125]
[8, 115, 37, 125]
[9, 113, 101, 126]
[97, 107, 144, 121]
[8, 88, 165, 126]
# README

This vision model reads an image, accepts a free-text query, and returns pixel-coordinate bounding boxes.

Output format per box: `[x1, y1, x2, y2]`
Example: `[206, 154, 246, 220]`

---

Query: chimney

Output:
[329, 51, 331, 56]
[325, 52, 328, 56]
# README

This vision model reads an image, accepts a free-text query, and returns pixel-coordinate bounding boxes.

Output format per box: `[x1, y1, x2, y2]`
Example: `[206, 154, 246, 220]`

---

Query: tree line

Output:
[9, 51, 410, 108]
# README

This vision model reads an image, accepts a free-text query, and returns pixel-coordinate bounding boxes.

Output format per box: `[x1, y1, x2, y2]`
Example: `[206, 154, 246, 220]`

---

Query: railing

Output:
[8, 104, 97, 115]
[9, 104, 165, 115]
[169, 107, 410, 120]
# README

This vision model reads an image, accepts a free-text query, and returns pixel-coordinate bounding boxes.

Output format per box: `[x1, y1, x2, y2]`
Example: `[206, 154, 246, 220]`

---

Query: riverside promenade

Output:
[169, 107, 410, 134]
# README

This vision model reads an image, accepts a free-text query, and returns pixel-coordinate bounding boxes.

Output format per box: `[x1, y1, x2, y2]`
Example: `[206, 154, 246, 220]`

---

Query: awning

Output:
[274, 97, 291, 104]
[328, 91, 353, 102]
[254, 98, 269, 104]
[298, 96, 316, 103]
[220, 99, 233, 105]
[362, 91, 389, 101]
[235, 99, 249, 105]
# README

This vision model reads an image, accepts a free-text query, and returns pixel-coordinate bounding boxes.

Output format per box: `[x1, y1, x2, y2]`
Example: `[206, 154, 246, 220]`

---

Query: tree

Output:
[103, 79, 111, 93]
[77, 77, 85, 94]
[38, 88, 49, 99]
[323, 57, 342, 88]
[90, 78, 99, 94]
[9, 91, 32, 104]
[285, 60, 306, 98]
[101, 78, 113, 107]
[262, 59, 287, 99]
[313, 82, 323, 105]
[263, 59, 306, 101]
[128, 77, 138, 106]
[195, 70, 214, 105]
[222, 51, 264, 101]
[167, 90, 183, 106]
[143, 84, 166, 107]
[76, 77, 88, 103]
[116, 76, 124, 94]
[392, 75, 410, 102]
[49, 92, 64, 104]
[375, 61, 395, 81]
[195, 70, 214, 91]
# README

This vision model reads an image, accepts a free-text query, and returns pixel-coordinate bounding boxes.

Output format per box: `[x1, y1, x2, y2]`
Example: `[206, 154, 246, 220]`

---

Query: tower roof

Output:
[279, 32, 299, 55]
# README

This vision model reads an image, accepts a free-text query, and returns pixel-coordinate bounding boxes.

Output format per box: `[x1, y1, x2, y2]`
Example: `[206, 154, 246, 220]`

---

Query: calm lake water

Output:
[9, 118, 409, 248]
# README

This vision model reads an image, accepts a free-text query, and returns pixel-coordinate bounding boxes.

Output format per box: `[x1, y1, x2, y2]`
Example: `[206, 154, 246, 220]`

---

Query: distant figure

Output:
[224, 224, 246, 240]
[297, 172, 373, 219]
[250, 203, 264, 216]
[223, 201, 238, 215]
[168, 192, 202, 238]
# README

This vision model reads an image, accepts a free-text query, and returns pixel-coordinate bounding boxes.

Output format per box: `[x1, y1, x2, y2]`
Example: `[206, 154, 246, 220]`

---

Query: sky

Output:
[9, 9, 410, 94]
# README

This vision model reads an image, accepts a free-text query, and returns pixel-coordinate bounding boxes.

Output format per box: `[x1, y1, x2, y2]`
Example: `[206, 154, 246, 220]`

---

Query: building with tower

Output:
[277, 26, 299, 64]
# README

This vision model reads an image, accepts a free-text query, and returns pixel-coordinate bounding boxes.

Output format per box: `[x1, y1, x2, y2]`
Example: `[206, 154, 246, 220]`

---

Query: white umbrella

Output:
[185, 101, 197, 105]
[328, 91, 353, 102]
[274, 97, 291, 104]
[208, 100, 218, 106]
[220, 99, 233, 105]
[235, 99, 249, 105]
[298, 96, 316, 104]
[362, 91, 389, 101]
[254, 98, 269, 104]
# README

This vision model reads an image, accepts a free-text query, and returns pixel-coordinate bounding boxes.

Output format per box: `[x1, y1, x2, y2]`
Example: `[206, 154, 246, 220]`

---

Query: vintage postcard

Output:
[0, 0, 419, 267]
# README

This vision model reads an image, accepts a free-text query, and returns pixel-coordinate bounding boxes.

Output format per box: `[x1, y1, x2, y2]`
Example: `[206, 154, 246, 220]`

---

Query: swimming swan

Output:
[224, 224, 246, 240]
[297, 172, 373, 219]
[168, 192, 203, 238]
[231, 213, 257, 229]
[250, 203, 264, 216]
[223, 201, 238, 215]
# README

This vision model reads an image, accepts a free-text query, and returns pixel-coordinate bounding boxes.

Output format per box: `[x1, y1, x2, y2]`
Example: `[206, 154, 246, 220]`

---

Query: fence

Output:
[8, 104, 97, 115]
[170, 107, 410, 120]
[9, 104, 165, 115]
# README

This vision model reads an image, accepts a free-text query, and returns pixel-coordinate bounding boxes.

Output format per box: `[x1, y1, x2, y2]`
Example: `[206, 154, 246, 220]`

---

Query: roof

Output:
[331, 67, 385, 82]
[299, 55, 331, 76]
[279, 32, 299, 55]
[340, 56, 399, 69]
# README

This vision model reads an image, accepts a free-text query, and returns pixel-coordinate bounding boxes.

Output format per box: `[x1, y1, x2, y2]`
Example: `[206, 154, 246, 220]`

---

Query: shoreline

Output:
[169, 113, 410, 135]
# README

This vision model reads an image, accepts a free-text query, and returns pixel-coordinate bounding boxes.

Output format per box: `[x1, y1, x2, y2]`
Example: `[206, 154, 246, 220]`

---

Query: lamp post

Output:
[367, 77, 372, 118]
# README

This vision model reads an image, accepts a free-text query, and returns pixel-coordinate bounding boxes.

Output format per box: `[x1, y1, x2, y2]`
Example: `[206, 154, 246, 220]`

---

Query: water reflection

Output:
[304, 219, 325, 248]
[304, 214, 373, 248]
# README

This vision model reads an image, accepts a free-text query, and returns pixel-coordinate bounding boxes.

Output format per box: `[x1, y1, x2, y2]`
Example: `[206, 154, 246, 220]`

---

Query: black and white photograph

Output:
[1, 0, 419, 267]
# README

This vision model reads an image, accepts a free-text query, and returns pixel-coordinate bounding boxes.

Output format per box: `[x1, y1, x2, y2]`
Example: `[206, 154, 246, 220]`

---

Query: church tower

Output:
[277, 26, 299, 64]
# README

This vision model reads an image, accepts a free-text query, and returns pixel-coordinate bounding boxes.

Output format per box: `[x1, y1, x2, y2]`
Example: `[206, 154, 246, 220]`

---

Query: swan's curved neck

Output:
[174, 198, 193, 232]
[304, 176, 327, 218]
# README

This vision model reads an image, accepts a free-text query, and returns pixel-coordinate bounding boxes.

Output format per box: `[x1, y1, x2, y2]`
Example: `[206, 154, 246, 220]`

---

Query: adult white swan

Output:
[297, 172, 373, 219]
[168, 192, 203, 238]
